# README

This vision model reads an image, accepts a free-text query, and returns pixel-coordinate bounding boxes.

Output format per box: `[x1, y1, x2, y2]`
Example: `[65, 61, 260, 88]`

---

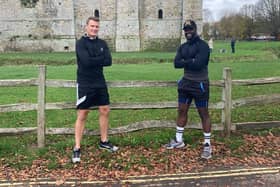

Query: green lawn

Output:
[0, 41, 279, 170]
[0, 41, 279, 126]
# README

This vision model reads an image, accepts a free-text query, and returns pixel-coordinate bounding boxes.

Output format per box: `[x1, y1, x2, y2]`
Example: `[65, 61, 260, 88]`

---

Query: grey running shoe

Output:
[201, 143, 212, 159]
[99, 141, 119, 152]
[72, 148, 81, 163]
[164, 138, 185, 149]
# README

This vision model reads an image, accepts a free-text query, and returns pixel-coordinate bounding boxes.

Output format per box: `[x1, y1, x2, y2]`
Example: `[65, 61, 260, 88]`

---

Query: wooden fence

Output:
[1, 65, 280, 148]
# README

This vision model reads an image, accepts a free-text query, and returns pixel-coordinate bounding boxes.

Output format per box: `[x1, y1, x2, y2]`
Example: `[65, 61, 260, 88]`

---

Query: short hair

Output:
[86, 16, 100, 25]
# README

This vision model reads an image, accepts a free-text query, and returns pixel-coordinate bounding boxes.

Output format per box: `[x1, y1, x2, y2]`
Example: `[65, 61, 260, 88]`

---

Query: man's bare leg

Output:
[99, 105, 110, 142]
[74, 109, 90, 149]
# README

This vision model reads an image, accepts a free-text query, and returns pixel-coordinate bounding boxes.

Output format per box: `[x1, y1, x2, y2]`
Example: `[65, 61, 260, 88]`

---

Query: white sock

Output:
[203, 132, 211, 145]
[176, 126, 184, 142]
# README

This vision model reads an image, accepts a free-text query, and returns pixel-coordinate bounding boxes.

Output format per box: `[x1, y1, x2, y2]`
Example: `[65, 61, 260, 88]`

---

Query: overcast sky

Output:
[203, 0, 259, 21]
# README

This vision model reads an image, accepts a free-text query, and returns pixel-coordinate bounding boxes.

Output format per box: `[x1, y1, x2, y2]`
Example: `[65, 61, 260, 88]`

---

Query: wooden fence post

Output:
[37, 65, 46, 148]
[222, 68, 232, 137]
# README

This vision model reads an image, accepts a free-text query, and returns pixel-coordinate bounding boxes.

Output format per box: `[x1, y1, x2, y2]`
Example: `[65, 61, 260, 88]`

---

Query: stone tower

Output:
[0, 0, 75, 52]
[115, 0, 141, 51]
[0, 0, 203, 52]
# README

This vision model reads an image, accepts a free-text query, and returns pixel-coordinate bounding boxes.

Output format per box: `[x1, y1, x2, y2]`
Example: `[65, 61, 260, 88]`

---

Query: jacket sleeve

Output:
[101, 41, 112, 67]
[174, 46, 186, 68]
[76, 40, 104, 68]
[184, 43, 209, 71]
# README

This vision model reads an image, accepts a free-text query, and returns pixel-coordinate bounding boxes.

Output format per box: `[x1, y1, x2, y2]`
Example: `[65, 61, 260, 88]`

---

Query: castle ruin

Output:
[0, 0, 202, 52]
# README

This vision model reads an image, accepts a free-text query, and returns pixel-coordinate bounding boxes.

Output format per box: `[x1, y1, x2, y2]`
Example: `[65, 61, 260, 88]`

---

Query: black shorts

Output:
[76, 85, 110, 109]
[177, 78, 209, 107]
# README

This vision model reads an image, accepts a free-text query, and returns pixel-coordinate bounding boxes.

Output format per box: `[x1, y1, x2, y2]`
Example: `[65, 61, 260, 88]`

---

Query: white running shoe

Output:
[164, 138, 185, 149]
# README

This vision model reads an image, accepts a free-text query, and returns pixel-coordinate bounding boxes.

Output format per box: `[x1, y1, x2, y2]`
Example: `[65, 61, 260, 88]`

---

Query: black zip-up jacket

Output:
[76, 36, 112, 88]
[174, 35, 210, 81]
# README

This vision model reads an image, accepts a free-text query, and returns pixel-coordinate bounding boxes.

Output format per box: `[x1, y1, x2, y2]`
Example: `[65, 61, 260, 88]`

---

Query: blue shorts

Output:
[76, 84, 110, 109]
[177, 78, 209, 108]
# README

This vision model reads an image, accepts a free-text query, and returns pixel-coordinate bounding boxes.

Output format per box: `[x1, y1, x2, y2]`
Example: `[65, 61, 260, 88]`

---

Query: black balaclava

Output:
[183, 20, 197, 41]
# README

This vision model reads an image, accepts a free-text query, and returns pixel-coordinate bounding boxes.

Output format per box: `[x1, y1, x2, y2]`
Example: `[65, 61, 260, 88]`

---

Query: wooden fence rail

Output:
[1, 65, 280, 147]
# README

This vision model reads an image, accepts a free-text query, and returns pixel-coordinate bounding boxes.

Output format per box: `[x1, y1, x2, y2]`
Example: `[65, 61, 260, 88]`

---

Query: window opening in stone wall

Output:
[94, 9, 100, 18]
[158, 9, 163, 19]
[20, 0, 39, 8]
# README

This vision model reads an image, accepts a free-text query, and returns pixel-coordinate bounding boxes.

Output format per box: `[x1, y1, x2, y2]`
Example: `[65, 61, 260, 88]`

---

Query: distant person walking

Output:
[208, 38, 213, 53]
[231, 37, 236, 53]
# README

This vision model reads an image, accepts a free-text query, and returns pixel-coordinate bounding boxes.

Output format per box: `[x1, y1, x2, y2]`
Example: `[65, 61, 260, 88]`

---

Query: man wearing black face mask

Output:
[164, 20, 212, 159]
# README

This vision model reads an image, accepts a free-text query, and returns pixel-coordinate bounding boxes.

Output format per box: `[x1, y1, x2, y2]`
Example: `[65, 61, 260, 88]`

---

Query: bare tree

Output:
[207, 0, 280, 40]
[217, 13, 250, 40]
[202, 22, 211, 40]
[240, 4, 257, 19]
[255, 0, 280, 38]
[203, 8, 214, 23]
[240, 4, 257, 39]
[202, 9, 215, 40]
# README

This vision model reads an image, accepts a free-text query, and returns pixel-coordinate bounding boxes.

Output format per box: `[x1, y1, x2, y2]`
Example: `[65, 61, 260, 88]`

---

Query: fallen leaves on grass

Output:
[0, 133, 279, 181]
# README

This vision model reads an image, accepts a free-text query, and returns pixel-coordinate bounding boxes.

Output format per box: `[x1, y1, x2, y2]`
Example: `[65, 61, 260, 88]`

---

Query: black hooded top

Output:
[174, 35, 210, 81]
[76, 36, 112, 88]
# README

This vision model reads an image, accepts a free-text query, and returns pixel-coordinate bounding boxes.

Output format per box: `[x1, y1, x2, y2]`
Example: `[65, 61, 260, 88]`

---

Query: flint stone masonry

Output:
[0, 0, 202, 52]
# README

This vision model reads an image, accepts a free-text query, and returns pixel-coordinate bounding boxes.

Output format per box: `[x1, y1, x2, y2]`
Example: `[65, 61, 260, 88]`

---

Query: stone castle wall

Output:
[0, 0, 76, 52]
[0, 0, 202, 52]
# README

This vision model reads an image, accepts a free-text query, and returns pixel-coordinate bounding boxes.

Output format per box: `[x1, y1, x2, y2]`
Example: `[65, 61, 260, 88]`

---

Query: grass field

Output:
[0, 40, 279, 170]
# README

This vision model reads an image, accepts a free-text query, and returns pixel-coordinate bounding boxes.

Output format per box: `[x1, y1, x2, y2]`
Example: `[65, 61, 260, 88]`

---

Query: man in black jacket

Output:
[72, 17, 118, 163]
[165, 20, 212, 159]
